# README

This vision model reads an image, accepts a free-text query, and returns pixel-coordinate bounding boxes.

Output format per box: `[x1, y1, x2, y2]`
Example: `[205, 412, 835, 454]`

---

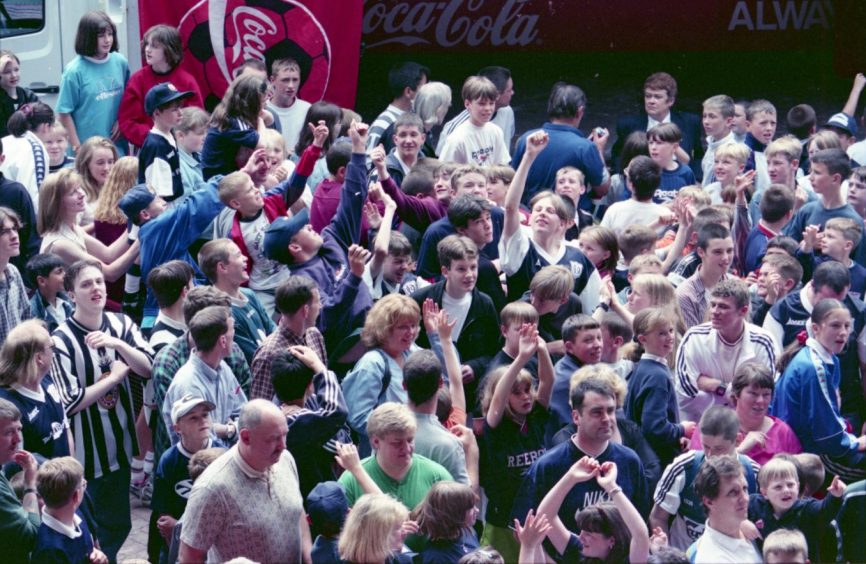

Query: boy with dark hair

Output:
[676, 223, 734, 329]
[765, 235, 799, 257]
[32, 457, 106, 564]
[439, 76, 510, 167]
[382, 112, 427, 186]
[147, 260, 195, 353]
[366, 61, 430, 151]
[667, 206, 732, 286]
[267, 58, 312, 152]
[412, 235, 500, 390]
[271, 345, 349, 497]
[447, 194, 506, 311]
[647, 122, 696, 204]
[700, 95, 738, 187]
[601, 156, 669, 235]
[439, 65, 515, 153]
[404, 349, 472, 486]
[549, 314, 603, 433]
[27, 253, 73, 332]
[309, 139, 352, 233]
[197, 239, 275, 365]
[743, 184, 795, 275]
[600, 311, 635, 378]
[264, 120, 373, 356]
[786, 104, 817, 141]
[138, 82, 195, 203]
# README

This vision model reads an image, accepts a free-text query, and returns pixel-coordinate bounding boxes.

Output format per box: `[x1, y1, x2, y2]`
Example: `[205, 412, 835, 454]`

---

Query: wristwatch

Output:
[714, 384, 728, 397]
[596, 302, 610, 312]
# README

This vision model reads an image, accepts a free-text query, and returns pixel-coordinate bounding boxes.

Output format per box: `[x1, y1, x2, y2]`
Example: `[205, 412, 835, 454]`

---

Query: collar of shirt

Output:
[642, 353, 668, 366]
[807, 337, 834, 364]
[278, 323, 305, 344]
[701, 522, 756, 554]
[707, 131, 736, 149]
[189, 354, 224, 382]
[178, 148, 200, 167]
[41, 509, 83, 539]
[647, 112, 672, 130]
[11, 382, 44, 402]
[178, 437, 214, 459]
[232, 444, 269, 481]
[154, 313, 187, 332]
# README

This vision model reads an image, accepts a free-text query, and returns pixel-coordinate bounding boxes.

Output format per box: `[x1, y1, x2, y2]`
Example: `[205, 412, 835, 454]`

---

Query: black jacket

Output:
[612, 109, 704, 179]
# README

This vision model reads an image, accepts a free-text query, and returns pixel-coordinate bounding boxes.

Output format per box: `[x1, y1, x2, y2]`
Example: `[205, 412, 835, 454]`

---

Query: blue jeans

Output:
[88, 467, 132, 564]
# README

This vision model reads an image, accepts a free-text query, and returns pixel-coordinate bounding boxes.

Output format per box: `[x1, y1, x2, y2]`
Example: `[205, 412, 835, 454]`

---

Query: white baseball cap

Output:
[170, 394, 215, 425]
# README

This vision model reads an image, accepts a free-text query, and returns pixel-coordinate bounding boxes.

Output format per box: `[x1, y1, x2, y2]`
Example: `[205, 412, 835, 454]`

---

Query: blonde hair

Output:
[627, 254, 663, 275]
[763, 529, 808, 562]
[809, 129, 842, 152]
[715, 142, 751, 165]
[259, 128, 287, 158]
[217, 171, 253, 206]
[481, 365, 535, 421]
[38, 169, 81, 235]
[36, 456, 83, 509]
[556, 166, 585, 185]
[0, 319, 49, 387]
[757, 457, 799, 490]
[75, 136, 117, 202]
[93, 156, 138, 224]
[499, 301, 539, 328]
[366, 402, 416, 439]
[338, 493, 409, 563]
[360, 294, 420, 349]
[632, 273, 687, 337]
[677, 185, 712, 210]
[569, 364, 627, 408]
[765, 135, 802, 162]
[529, 265, 573, 302]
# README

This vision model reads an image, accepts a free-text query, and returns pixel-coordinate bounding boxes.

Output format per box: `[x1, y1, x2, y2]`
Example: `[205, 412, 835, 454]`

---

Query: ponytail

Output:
[775, 330, 809, 375]
[776, 298, 849, 374]
[6, 102, 54, 137]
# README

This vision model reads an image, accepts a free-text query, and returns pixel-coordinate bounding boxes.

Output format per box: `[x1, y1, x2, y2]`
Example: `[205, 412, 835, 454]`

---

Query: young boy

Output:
[26, 253, 73, 333]
[197, 240, 275, 365]
[599, 311, 634, 380]
[175, 107, 209, 197]
[647, 122, 696, 204]
[616, 224, 658, 289]
[366, 61, 429, 151]
[152, 395, 222, 562]
[267, 58, 312, 153]
[439, 75, 510, 167]
[486, 164, 514, 208]
[218, 123, 327, 316]
[615, 253, 664, 304]
[783, 149, 865, 259]
[743, 100, 777, 193]
[488, 301, 540, 380]
[43, 121, 75, 173]
[307, 481, 349, 564]
[801, 217, 866, 299]
[650, 406, 760, 551]
[600, 155, 670, 235]
[138, 82, 195, 203]
[676, 223, 734, 329]
[525, 264, 581, 356]
[555, 166, 594, 240]
[32, 457, 107, 564]
[732, 100, 750, 143]
[762, 529, 809, 564]
[264, 120, 373, 356]
[848, 167, 866, 221]
[147, 260, 195, 354]
[549, 314, 603, 434]
[448, 194, 506, 310]
[745, 458, 845, 563]
[705, 142, 750, 205]
[743, 184, 796, 275]
[382, 112, 426, 187]
[752, 253, 802, 326]
[700, 94, 738, 187]
[411, 235, 500, 391]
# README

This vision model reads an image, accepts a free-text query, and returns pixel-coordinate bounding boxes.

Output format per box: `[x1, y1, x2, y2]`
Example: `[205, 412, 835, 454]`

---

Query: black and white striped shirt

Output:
[50, 313, 155, 480]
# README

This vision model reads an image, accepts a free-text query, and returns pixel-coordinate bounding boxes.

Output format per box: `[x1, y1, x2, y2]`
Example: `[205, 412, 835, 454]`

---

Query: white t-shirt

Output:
[691, 524, 762, 564]
[442, 291, 472, 341]
[268, 99, 311, 156]
[239, 212, 291, 291]
[438, 120, 510, 167]
[599, 199, 668, 236]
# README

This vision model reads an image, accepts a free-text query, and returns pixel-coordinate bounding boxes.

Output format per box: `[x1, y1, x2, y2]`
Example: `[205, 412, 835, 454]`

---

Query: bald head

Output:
[238, 399, 282, 431]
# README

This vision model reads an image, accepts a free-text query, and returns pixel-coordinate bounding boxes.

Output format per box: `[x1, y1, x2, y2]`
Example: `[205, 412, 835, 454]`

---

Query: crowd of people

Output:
[1, 8, 866, 564]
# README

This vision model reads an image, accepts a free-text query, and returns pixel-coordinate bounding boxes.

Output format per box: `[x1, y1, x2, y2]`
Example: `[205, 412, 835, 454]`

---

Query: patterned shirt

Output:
[249, 325, 327, 401]
[151, 333, 251, 463]
[0, 263, 31, 346]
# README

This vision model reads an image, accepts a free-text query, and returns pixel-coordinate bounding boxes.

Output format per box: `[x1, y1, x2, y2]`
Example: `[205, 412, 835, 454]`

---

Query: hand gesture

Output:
[436, 310, 456, 342]
[589, 127, 610, 148]
[857, 434, 866, 452]
[348, 120, 369, 151]
[271, 164, 290, 184]
[514, 509, 551, 549]
[596, 461, 619, 492]
[828, 474, 847, 497]
[399, 519, 419, 539]
[364, 201, 383, 231]
[85, 331, 119, 351]
[525, 130, 549, 158]
[517, 323, 539, 359]
[289, 345, 326, 375]
[334, 442, 363, 473]
[12, 450, 38, 485]
[734, 170, 756, 202]
[569, 456, 599, 482]
[108, 361, 130, 383]
[422, 299, 441, 334]
[598, 275, 614, 305]
[370, 144, 387, 172]
[802, 224, 820, 252]
[739, 430, 767, 452]
[650, 527, 668, 553]
[855, 72, 866, 91]
[156, 515, 178, 542]
[242, 147, 270, 178]
[310, 120, 330, 148]
[347, 244, 370, 278]
[450, 424, 478, 452]
[739, 519, 762, 541]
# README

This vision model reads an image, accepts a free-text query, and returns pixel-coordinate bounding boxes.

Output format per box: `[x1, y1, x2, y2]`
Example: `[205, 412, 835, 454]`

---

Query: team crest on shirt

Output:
[48, 421, 65, 442]
[28, 407, 39, 422]
[175, 478, 194, 499]
[569, 260, 584, 278]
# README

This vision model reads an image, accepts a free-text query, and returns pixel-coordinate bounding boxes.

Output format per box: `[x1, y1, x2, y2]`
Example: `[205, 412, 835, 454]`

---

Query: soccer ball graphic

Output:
[179, 0, 331, 108]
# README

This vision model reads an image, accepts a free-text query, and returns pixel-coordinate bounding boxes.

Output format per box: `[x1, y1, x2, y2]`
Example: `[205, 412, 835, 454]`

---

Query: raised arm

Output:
[535, 336, 554, 408]
[842, 73, 866, 117]
[367, 183, 396, 282]
[503, 130, 549, 240]
[597, 461, 651, 563]
[373, 145, 445, 231]
[279, 122, 327, 208]
[536, 456, 600, 554]
[486, 323, 538, 428]
[335, 442, 382, 495]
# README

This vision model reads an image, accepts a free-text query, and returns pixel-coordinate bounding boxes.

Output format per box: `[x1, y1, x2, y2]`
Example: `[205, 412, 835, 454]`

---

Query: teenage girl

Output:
[75, 137, 118, 226]
[56, 11, 130, 155]
[0, 50, 39, 138]
[0, 102, 53, 206]
[577, 225, 619, 280]
[118, 24, 203, 148]
[337, 493, 414, 564]
[413, 481, 480, 563]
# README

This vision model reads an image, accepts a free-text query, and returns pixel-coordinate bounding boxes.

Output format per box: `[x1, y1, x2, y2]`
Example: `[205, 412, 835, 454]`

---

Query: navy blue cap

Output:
[145, 82, 194, 115]
[306, 481, 348, 529]
[264, 208, 310, 264]
[823, 112, 858, 138]
[118, 184, 155, 223]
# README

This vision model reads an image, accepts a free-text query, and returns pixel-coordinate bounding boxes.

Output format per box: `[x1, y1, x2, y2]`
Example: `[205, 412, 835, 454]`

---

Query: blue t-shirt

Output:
[152, 439, 222, 519]
[31, 511, 95, 564]
[655, 163, 696, 204]
[56, 53, 129, 156]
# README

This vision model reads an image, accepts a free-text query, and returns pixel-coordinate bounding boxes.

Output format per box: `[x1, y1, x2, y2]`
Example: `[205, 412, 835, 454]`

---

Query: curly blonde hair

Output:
[360, 294, 420, 349]
[93, 156, 138, 224]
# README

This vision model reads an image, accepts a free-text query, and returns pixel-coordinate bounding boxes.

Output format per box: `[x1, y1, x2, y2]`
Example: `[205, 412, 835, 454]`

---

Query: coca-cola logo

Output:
[179, 0, 332, 106]
[363, 0, 540, 49]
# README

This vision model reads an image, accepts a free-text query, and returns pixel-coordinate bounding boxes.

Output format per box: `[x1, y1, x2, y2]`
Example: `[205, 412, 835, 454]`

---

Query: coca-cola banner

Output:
[138, 0, 363, 108]
[362, 0, 835, 52]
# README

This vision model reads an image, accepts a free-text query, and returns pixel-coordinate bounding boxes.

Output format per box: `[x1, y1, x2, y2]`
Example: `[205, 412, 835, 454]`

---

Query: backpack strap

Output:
[376, 350, 392, 402]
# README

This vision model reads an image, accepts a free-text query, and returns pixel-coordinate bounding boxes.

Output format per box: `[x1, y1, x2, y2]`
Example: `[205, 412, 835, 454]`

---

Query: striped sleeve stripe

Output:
[654, 451, 697, 505]
[675, 326, 712, 397]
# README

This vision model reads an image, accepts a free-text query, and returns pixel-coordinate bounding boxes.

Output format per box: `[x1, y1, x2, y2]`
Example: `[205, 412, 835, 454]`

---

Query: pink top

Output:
[689, 415, 803, 465]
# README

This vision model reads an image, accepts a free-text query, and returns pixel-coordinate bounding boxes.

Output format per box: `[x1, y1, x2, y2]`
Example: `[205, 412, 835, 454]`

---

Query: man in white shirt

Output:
[267, 58, 311, 155]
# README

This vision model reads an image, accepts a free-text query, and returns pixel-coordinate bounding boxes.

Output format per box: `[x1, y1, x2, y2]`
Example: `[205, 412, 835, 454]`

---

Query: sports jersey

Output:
[0, 379, 70, 460]
[138, 129, 183, 201]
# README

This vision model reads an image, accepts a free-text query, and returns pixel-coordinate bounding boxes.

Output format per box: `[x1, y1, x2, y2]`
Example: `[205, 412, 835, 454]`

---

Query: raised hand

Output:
[436, 310, 456, 342]
[310, 120, 330, 148]
[517, 323, 539, 359]
[348, 120, 369, 151]
[347, 244, 371, 278]
[364, 201, 383, 231]
[828, 474, 847, 497]
[525, 130, 550, 158]
[370, 144, 387, 171]
[569, 456, 599, 482]
[334, 442, 363, 473]
[289, 345, 326, 374]
[514, 509, 552, 549]
[596, 461, 619, 492]
[422, 298, 441, 335]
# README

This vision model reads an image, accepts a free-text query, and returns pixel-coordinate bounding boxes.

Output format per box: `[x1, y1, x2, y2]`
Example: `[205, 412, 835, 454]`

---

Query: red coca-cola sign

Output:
[140, 0, 362, 108]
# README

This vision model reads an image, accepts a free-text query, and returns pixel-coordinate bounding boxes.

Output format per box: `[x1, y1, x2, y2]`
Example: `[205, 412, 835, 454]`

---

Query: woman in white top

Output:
[37, 168, 139, 281]
[0, 101, 53, 209]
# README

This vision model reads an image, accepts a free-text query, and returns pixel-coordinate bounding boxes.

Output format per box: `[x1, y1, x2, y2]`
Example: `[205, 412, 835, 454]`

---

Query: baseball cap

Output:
[264, 208, 310, 265]
[118, 184, 156, 224]
[306, 481, 348, 531]
[823, 112, 858, 138]
[145, 82, 195, 115]
[170, 394, 216, 425]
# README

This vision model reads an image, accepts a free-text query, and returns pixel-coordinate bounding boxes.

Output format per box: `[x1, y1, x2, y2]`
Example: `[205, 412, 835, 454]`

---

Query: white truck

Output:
[0, 0, 142, 106]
